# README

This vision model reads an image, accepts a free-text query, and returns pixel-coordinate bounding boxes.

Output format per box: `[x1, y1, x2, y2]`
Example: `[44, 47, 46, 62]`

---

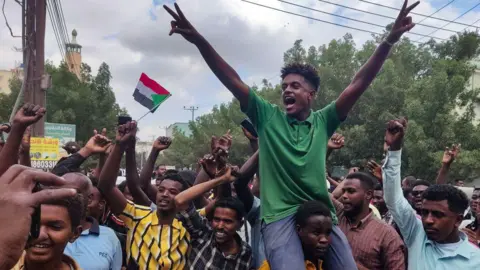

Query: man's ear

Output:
[454, 213, 463, 229]
[99, 199, 106, 212]
[69, 225, 83, 243]
[365, 189, 373, 202]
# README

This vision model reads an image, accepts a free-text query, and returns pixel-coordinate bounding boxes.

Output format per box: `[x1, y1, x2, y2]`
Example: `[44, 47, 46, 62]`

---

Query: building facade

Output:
[166, 122, 192, 137]
[0, 64, 24, 94]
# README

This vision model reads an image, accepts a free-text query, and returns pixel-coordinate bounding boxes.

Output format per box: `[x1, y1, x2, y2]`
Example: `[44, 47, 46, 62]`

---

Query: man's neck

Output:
[346, 205, 371, 226]
[81, 218, 92, 231]
[157, 210, 175, 225]
[25, 257, 68, 270]
[290, 109, 311, 122]
[438, 230, 461, 244]
[379, 207, 388, 217]
[217, 237, 240, 256]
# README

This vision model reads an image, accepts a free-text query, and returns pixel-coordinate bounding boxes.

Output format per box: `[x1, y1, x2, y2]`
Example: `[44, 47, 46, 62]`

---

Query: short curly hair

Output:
[422, 184, 469, 214]
[157, 170, 189, 192]
[295, 200, 331, 228]
[281, 63, 320, 91]
[208, 197, 246, 222]
[47, 192, 84, 231]
[413, 180, 431, 188]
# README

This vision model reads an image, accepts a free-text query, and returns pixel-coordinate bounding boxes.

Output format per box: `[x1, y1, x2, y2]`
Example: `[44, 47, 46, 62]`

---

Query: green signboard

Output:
[45, 122, 76, 158]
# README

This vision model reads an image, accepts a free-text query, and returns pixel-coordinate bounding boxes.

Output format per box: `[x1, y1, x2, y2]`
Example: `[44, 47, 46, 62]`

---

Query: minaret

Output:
[65, 29, 82, 79]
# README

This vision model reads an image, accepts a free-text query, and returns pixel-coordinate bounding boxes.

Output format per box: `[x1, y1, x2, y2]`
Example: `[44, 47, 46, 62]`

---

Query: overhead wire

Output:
[46, 0, 65, 60]
[316, 0, 458, 33]
[48, 0, 80, 71]
[242, 0, 385, 36]
[359, 0, 475, 28]
[241, 0, 427, 43]
[278, 0, 448, 41]
[462, 17, 480, 31]
[415, 2, 480, 43]
[415, 0, 456, 25]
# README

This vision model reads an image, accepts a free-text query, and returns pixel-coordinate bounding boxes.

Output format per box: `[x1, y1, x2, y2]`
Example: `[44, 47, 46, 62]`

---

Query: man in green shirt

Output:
[164, 1, 418, 269]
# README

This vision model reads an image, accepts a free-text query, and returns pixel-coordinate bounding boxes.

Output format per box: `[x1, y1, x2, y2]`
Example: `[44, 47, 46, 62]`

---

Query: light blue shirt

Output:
[65, 217, 122, 270]
[383, 150, 480, 270]
[247, 197, 266, 269]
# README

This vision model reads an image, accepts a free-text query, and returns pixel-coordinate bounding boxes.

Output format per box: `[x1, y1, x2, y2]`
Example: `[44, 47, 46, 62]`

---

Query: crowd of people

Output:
[1, 1, 480, 269]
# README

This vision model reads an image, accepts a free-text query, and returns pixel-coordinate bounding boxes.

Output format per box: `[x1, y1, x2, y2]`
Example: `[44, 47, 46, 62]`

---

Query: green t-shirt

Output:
[242, 89, 341, 224]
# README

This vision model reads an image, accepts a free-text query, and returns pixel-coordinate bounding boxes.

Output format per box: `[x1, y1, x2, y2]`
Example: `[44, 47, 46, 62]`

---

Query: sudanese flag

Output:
[133, 73, 171, 112]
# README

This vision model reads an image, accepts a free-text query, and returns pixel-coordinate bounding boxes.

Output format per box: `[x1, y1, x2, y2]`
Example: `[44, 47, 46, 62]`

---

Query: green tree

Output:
[0, 61, 128, 144]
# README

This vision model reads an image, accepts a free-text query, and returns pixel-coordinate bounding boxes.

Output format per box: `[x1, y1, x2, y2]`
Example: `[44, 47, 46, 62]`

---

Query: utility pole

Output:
[23, 0, 47, 137]
[183, 106, 199, 122]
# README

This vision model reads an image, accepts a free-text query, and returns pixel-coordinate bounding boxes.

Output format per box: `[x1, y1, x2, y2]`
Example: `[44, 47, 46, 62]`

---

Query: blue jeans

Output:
[262, 214, 357, 270]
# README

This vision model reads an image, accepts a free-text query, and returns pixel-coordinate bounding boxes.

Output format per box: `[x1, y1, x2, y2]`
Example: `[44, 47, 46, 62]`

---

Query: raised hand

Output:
[0, 165, 76, 269]
[442, 144, 460, 165]
[328, 133, 345, 150]
[387, 0, 420, 44]
[85, 133, 112, 154]
[116, 121, 137, 145]
[153, 136, 172, 151]
[385, 118, 407, 151]
[12, 103, 46, 127]
[217, 166, 237, 183]
[367, 160, 382, 181]
[211, 130, 232, 167]
[199, 154, 218, 178]
[164, 3, 201, 44]
[94, 128, 108, 137]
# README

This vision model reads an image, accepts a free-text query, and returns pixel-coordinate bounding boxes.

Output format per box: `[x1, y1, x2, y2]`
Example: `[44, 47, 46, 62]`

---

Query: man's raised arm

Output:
[164, 3, 250, 107]
[383, 118, 422, 246]
[98, 122, 137, 215]
[335, 0, 419, 120]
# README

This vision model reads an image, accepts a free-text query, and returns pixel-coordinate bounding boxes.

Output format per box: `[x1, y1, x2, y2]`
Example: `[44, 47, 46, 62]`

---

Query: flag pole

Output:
[136, 104, 160, 122]
[135, 94, 172, 122]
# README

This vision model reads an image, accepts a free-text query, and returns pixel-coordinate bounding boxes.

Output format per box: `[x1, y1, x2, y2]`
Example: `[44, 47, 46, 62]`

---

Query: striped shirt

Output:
[119, 201, 190, 270]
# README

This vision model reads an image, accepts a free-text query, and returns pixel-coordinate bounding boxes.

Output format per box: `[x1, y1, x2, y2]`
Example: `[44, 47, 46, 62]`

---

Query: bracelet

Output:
[384, 40, 395, 47]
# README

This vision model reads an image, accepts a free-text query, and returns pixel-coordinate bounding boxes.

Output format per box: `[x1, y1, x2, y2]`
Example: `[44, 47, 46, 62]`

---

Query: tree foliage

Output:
[0, 61, 128, 144]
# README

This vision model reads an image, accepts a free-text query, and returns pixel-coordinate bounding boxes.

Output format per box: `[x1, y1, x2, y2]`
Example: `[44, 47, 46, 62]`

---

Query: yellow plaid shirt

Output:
[120, 200, 190, 269]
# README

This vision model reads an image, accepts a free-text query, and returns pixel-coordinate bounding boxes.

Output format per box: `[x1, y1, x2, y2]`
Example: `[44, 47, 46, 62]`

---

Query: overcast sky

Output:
[0, 0, 479, 141]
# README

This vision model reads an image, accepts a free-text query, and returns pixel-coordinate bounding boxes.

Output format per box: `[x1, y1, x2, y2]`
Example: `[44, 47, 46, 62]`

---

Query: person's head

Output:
[295, 200, 332, 260]
[402, 176, 416, 190]
[88, 176, 106, 221]
[372, 184, 387, 214]
[208, 197, 245, 246]
[280, 63, 320, 119]
[25, 193, 83, 265]
[412, 180, 431, 211]
[156, 171, 189, 213]
[117, 180, 133, 201]
[62, 173, 92, 219]
[178, 170, 196, 187]
[454, 179, 465, 187]
[62, 141, 81, 155]
[471, 188, 480, 217]
[156, 164, 167, 178]
[341, 172, 376, 217]
[403, 187, 415, 207]
[421, 185, 468, 243]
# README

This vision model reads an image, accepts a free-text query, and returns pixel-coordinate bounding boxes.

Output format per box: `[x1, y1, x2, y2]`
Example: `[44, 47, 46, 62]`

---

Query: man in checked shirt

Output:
[175, 167, 252, 270]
